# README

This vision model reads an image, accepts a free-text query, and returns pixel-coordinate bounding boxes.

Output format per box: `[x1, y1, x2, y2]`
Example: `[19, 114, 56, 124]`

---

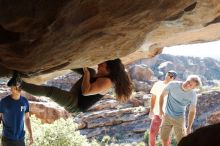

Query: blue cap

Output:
[168, 70, 177, 79]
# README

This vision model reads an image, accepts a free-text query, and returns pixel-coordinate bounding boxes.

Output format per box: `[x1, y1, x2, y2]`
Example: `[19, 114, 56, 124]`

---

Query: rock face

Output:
[74, 92, 151, 143]
[207, 111, 220, 124]
[128, 64, 154, 92]
[130, 54, 220, 86]
[29, 101, 71, 124]
[126, 54, 220, 94]
[128, 64, 154, 82]
[0, 0, 220, 82]
[194, 91, 220, 128]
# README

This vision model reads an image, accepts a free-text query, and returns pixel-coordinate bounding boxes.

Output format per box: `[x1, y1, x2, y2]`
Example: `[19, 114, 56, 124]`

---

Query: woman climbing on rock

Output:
[7, 59, 133, 113]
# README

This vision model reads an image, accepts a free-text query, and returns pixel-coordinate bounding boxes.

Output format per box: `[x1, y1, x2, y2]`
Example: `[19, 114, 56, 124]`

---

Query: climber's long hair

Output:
[106, 59, 133, 102]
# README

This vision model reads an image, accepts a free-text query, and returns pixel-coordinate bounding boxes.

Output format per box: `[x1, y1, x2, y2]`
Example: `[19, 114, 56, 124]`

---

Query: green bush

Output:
[143, 130, 149, 144]
[101, 135, 111, 145]
[29, 116, 90, 146]
[0, 116, 89, 146]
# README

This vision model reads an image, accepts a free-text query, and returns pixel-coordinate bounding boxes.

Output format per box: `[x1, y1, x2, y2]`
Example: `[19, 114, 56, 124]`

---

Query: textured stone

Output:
[0, 0, 220, 83]
[128, 64, 154, 82]
[130, 54, 220, 86]
[30, 101, 71, 124]
[207, 111, 220, 124]
[194, 91, 220, 128]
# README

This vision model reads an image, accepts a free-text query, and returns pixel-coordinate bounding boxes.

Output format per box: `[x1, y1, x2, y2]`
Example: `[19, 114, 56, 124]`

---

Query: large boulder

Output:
[128, 64, 154, 92]
[128, 64, 154, 82]
[178, 123, 220, 146]
[0, 0, 220, 83]
[194, 91, 220, 128]
[207, 111, 220, 125]
[30, 101, 71, 124]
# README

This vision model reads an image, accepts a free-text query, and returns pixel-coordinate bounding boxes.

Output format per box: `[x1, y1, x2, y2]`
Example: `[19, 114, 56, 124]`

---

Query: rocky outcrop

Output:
[128, 65, 154, 82]
[24, 92, 72, 123]
[125, 54, 220, 93]
[0, 0, 220, 83]
[73, 92, 150, 143]
[29, 101, 71, 124]
[128, 64, 154, 92]
[131, 54, 220, 86]
[207, 111, 220, 124]
[132, 80, 152, 93]
[194, 91, 220, 128]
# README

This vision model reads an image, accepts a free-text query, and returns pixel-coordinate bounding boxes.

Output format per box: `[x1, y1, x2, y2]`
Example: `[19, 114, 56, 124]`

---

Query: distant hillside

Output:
[130, 54, 220, 86]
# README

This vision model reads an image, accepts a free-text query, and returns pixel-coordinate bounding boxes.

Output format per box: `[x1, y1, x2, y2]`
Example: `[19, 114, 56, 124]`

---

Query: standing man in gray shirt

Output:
[159, 75, 202, 146]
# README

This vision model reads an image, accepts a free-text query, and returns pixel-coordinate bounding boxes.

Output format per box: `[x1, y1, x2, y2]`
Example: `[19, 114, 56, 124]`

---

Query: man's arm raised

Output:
[159, 90, 168, 118]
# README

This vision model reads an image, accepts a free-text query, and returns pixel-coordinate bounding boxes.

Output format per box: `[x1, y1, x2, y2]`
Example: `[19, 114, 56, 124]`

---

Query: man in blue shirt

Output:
[0, 77, 33, 146]
[159, 75, 202, 146]
[148, 70, 177, 146]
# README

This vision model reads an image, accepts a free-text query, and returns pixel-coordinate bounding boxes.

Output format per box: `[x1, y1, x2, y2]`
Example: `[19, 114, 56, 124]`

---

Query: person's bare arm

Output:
[150, 94, 156, 112]
[149, 94, 156, 118]
[159, 90, 168, 117]
[25, 112, 33, 146]
[81, 68, 112, 95]
[187, 105, 196, 134]
[0, 113, 2, 124]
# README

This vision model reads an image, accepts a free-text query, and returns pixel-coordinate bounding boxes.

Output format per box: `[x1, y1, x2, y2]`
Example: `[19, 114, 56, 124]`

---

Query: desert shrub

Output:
[143, 130, 149, 144]
[29, 116, 90, 146]
[101, 135, 111, 145]
[0, 116, 89, 146]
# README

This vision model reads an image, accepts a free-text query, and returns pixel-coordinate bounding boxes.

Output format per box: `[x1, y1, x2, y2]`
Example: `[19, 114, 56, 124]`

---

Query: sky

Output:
[162, 40, 220, 60]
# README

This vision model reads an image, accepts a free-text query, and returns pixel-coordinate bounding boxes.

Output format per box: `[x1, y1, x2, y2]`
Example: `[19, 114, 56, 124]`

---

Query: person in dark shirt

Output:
[0, 83, 33, 146]
[8, 58, 133, 113]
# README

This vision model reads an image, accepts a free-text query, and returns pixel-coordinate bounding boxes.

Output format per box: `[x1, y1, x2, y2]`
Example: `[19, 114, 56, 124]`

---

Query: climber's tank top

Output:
[76, 77, 108, 111]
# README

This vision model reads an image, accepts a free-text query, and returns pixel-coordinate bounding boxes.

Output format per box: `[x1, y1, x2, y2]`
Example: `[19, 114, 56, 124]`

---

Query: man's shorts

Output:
[160, 114, 186, 143]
